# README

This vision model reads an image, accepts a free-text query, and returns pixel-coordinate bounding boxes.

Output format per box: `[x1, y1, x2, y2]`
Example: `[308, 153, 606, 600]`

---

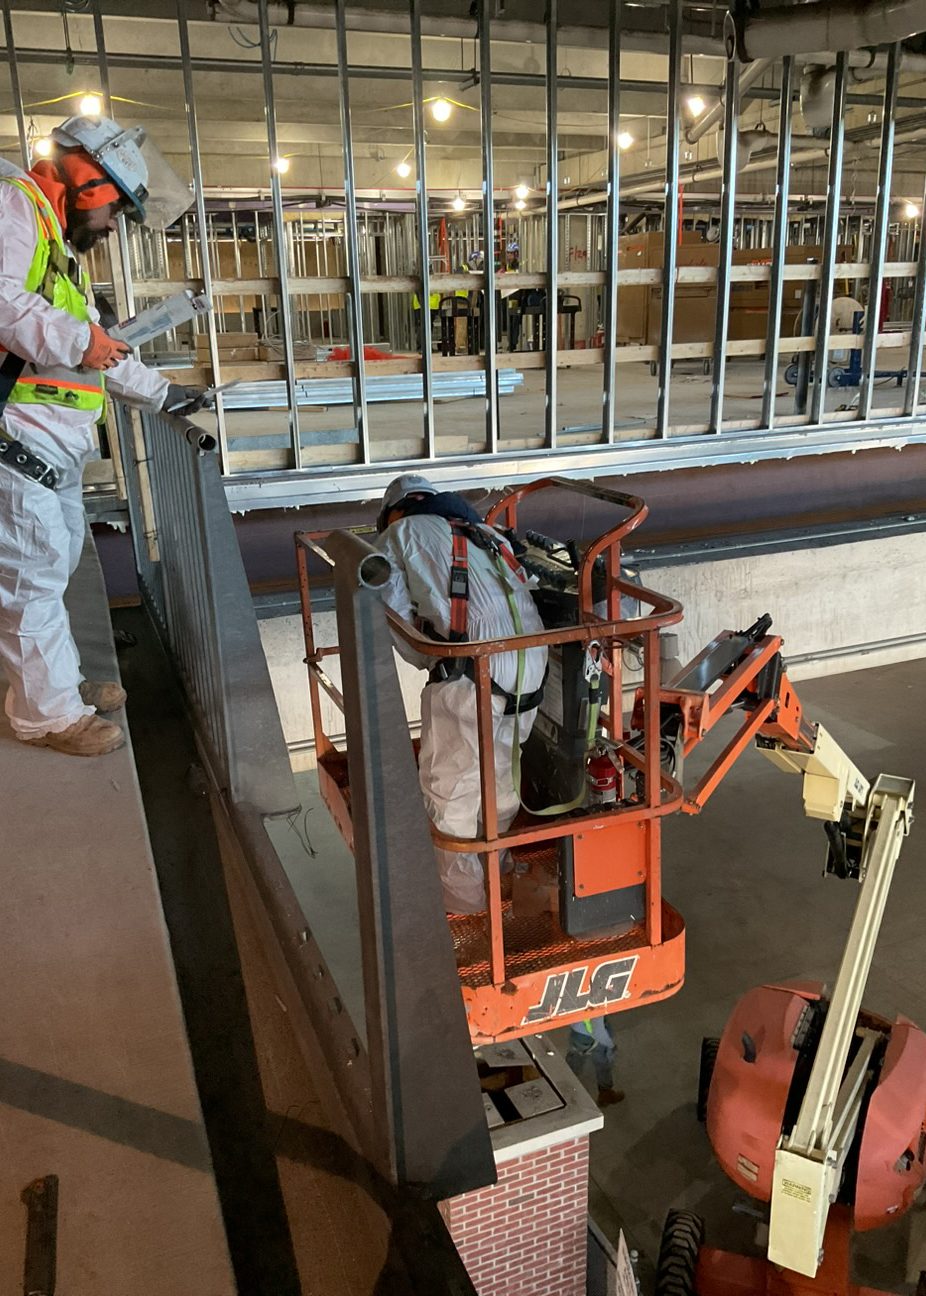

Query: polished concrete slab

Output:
[0, 539, 233, 1294]
[554, 658, 926, 1293]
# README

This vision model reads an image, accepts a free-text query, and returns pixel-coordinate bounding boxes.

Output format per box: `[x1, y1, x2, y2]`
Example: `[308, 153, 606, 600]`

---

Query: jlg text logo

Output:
[521, 956, 638, 1025]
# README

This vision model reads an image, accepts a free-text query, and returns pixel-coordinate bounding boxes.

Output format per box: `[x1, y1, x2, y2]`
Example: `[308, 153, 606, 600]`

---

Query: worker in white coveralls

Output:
[0, 113, 208, 757]
[376, 473, 548, 914]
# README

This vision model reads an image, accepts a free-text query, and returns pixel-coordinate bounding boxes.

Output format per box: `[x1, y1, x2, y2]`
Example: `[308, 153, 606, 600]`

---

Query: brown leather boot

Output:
[22, 715, 125, 757]
[79, 680, 127, 713]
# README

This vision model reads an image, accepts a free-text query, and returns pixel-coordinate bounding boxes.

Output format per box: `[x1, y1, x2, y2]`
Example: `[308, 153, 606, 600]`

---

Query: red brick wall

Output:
[439, 1135, 589, 1296]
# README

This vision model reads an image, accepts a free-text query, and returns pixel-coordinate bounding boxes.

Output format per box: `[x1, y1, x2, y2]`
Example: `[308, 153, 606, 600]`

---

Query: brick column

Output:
[439, 1035, 602, 1296]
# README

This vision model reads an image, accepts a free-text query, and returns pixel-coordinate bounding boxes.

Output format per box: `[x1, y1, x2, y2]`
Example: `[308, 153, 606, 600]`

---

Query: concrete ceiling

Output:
[3, 4, 926, 205]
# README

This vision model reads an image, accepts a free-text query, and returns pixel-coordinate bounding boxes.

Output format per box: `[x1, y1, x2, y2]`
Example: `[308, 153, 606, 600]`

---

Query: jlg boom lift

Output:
[295, 478, 913, 1058]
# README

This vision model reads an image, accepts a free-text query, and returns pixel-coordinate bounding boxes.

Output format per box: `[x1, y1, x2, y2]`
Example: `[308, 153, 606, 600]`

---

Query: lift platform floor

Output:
[0, 537, 233, 1294]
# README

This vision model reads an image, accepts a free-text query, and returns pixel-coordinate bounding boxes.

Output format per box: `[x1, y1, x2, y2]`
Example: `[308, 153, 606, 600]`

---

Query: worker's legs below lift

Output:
[566, 1029, 623, 1105]
[0, 463, 96, 738]
[418, 676, 537, 913]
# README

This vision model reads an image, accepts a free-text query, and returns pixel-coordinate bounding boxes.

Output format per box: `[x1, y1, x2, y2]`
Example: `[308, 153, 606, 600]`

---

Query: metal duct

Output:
[727, 0, 926, 63]
[686, 58, 771, 144]
[716, 125, 773, 170]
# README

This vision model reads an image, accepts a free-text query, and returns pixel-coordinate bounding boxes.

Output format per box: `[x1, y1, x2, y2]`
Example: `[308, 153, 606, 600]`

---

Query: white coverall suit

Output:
[377, 512, 548, 913]
[0, 173, 168, 738]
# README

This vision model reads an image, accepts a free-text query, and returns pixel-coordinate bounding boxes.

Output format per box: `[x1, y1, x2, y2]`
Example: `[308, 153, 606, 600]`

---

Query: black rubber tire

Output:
[655, 1209, 704, 1296]
[697, 1036, 720, 1124]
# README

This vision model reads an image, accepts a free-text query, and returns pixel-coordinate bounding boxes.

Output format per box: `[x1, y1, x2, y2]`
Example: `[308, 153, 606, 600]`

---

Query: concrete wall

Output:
[258, 531, 926, 763]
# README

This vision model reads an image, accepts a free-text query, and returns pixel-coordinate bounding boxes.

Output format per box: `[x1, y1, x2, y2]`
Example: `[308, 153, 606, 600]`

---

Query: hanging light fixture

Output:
[273, 156, 291, 174]
[395, 159, 412, 178]
[514, 198, 526, 211]
[79, 93, 102, 117]
[686, 94, 706, 118]
[514, 182, 530, 200]
[431, 98, 453, 123]
[452, 192, 466, 212]
[617, 130, 634, 150]
[32, 136, 53, 157]
[903, 201, 920, 220]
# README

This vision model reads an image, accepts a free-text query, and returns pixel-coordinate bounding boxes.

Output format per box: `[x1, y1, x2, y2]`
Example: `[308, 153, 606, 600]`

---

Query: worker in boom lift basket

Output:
[376, 473, 548, 914]
[0, 111, 209, 757]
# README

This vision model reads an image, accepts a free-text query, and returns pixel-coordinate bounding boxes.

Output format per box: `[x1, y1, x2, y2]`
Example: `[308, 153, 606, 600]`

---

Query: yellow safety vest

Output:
[0, 176, 105, 415]
[412, 291, 441, 311]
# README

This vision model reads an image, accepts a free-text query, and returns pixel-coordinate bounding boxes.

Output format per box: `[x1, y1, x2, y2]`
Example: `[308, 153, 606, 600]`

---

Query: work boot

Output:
[597, 1087, 625, 1108]
[79, 680, 127, 713]
[22, 715, 125, 757]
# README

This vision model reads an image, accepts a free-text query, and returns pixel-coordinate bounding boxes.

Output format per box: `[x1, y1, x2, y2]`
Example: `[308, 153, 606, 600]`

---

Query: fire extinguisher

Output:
[587, 744, 622, 805]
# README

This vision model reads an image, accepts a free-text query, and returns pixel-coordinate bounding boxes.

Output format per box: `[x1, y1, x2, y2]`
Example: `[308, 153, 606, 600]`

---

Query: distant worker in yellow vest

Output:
[411, 288, 441, 351]
[0, 112, 208, 757]
[566, 1016, 624, 1107]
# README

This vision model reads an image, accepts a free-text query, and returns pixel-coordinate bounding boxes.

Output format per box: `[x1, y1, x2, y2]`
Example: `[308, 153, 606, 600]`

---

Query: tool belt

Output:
[0, 432, 60, 490]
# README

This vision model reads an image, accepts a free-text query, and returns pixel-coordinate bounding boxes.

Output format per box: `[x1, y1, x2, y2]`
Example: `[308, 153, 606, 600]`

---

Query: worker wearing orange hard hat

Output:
[0, 111, 207, 757]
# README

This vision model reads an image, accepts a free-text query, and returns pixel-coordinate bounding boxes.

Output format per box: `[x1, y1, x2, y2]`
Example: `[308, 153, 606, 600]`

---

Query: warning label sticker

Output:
[781, 1179, 813, 1203]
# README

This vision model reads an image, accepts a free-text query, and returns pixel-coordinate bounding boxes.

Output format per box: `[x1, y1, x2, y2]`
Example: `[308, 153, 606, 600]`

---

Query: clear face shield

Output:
[89, 122, 193, 232]
[134, 135, 194, 231]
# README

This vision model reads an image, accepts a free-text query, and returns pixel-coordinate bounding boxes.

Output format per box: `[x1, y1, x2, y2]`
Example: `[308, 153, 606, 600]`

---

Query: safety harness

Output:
[425, 514, 603, 818]
[426, 519, 546, 716]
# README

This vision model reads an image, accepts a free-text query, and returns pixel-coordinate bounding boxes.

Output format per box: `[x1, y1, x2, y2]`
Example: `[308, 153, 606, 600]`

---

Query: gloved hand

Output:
[162, 383, 213, 416]
[82, 322, 130, 371]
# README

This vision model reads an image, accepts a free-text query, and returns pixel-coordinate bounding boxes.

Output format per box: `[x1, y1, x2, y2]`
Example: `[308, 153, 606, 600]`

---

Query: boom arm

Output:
[768, 774, 915, 1276]
[647, 617, 915, 1276]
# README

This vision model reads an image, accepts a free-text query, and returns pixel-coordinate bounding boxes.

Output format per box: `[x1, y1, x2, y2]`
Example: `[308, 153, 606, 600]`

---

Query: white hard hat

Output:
[52, 113, 192, 230]
[378, 473, 438, 530]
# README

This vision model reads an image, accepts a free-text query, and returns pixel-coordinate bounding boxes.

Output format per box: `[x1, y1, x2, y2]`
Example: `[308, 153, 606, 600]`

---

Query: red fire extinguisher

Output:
[587, 744, 622, 805]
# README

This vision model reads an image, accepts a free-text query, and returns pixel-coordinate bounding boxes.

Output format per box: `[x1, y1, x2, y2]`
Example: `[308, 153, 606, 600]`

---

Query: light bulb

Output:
[452, 193, 466, 212]
[32, 136, 53, 158]
[514, 198, 526, 210]
[395, 160, 412, 178]
[617, 130, 634, 150]
[514, 183, 530, 200]
[431, 98, 452, 123]
[79, 93, 102, 117]
[903, 201, 920, 220]
[686, 95, 706, 118]
[273, 156, 290, 174]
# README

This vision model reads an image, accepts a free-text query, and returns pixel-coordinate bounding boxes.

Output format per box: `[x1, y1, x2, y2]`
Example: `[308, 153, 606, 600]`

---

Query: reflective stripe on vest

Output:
[0, 176, 104, 415]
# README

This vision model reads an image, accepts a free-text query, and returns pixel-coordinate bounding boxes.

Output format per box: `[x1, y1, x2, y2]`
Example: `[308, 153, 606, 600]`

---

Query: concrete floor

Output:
[220, 359, 910, 468]
[269, 657, 926, 1292]
[566, 658, 926, 1293]
[0, 541, 233, 1294]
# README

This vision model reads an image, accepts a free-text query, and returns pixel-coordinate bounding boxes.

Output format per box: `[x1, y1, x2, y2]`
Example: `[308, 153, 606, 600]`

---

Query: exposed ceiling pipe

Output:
[686, 58, 772, 144]
[208, 0, 724, 54]
[556, 110, 926, 209]
[726, 0, 926, 63]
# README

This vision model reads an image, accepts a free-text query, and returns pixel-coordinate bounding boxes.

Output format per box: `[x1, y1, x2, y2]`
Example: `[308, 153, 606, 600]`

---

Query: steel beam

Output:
[656, 0, 683, 438]
[177, 1, 230, 472]
[1, 0, 28, 168]
[708, 56, 739, 434]
[544, 0, 559, 450]
[257, 0, 303, 469]
[326, 528, 497, 1196]
[761, 55, 794, 429]
[810, 51, 848, 425]
[335, 0, 371, 460]
[602, 0, 622, 443]
[410, 0, 435, 458]
[858, 44, 900, 422]
[479, 0, 499, 452]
